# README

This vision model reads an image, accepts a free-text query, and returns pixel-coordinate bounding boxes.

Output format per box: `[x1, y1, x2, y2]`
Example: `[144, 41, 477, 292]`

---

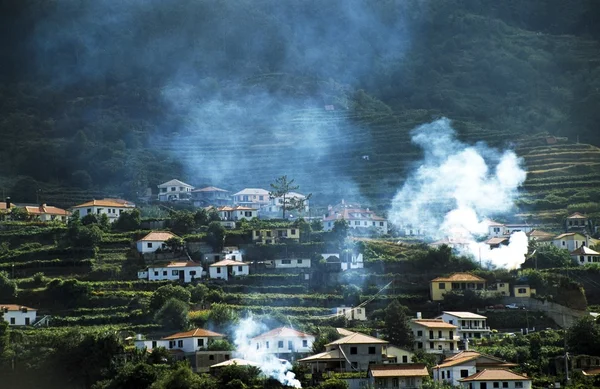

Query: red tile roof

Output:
[252, 327, 314, 340]
[459, 369, 529, 382]
[24, 205, 70, 216]
[411, 319, 457, 329]
[431, 273, 486, 282]
[326, 332, 388, 345]
[139, 231, 179, 242]
[567, 212, 587, 219]
[0, 304, 37, 311]
[571, 246, 600, 256]
[73, 199, 135, 208]
[554, 232, 587, 240]
[162, 328, 224, 340]
[369, 364, 428, 378]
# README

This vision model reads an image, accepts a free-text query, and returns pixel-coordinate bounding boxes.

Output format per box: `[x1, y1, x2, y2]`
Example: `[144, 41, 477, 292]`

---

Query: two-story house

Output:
[253, 227, 300, 244]
[137, 261, 203, 283]
[232, 188, 271, 209]
[208, 259, 249, 281]
[566, 212, 588, 232]
[368, 364, 429, 389]
[24, 204, 70, 222]
[216, 205, 258, 221]
[552, 232, 589, 252]
[191, 186, 231, 207]
[438, 312, 491, 341]
[157, 179, 194, 202]
[433, 351, 517, 387]
[459, 369, 531, 389]
[71, 199, 136, 222]
[136, 231, 180, 253]
[250, 327, 315, 359]
[262, 191, 310, 218]
[134, 328, 229, 372]
[571, 246, 600, 265]
[299, 331, 390, 372]
[430, 273, 487, 301]
[1, 304, 37, 326]
[410, 317, 459, 356]
[322, 202, 388, 235]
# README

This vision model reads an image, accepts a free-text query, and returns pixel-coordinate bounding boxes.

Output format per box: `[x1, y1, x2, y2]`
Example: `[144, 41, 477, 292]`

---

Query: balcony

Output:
[460, 326, 490, 331]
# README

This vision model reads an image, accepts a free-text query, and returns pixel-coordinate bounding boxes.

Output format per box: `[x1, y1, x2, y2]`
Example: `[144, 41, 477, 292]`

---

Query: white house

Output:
[262, 191, 310, 217]
[137, 261, 203, 283]
[71, 198, 135, 222]
[209, 259, 249, 281]
[251, 327, 315, 357]
[320, 252, 364, 271]
[215, 205, 258, 221]
[552, 232, 589, 252]
[268, 258, 311, 269]
[24, 204, 70, 222]
[410, 317, 459, 355]
[323, 202, 388, 234]
[438, 312, 491, 341]
[232, 188, 271, 209]
[202, 247, 243, 265]
[566, 212, 588, 231]
[459, 369, 531, 389]
[571, 246, 600, 265]
[1, 304, 37, 326]
[486, 220, 506, 238]
[433, 351, 517, 387]
[387, 346, 415, 364]
[158, 179, 194, 201]
[368, 364, 429, 389]
[333, 306, 367, 321]
[136, 231, 180, 253]
[135, 328, 225, 353]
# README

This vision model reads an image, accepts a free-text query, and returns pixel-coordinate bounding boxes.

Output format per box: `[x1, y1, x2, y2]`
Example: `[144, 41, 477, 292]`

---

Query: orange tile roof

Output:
[567, 212, 587, 219]
[0, 304, 37, 311]
[527, 229, 555, 241]
[24, 205, 70, 216]
[369, 364, 428, 378]
[218, 205, 257, 211]
[411, 319, 457, 329]
[162, 328, 224, 340]
[0, 202, 7, 210]
[251, 327, 314, 340]
[73, 199, 135, 208]
[486, 237, 509, 245]
[583, 368, 600, 376]
[298, 349, 344, 362]
[431, 273, 486, 282]
[139, 231, 179, 241]
[554, 232, 588, 240]
[326, 332, 388, 345]
[210, 259, 248, 267]
[459, 369, 528, 382]
[165, 261, 202, 268]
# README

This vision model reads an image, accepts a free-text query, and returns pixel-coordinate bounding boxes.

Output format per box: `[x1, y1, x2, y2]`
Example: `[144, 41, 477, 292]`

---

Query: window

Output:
[438, 331, 442, 338]
[154, 271, 158, 276]
[357, 309, 362, 314]
[562, 241, 565, 246]
[460, 370, 469, 378]
[417, 342, 423, 349]
[368, 346, 376, 354]
[380, 222, 384, 226]
[514, 383, 523, 389]
[302, 340, 308, 347]
[177, 340, 183, 348]
[417, 330, 423, 337]
[439, 282, 446, 289]
[288, 341, 293, 350]
[350, 347, 357, 355]
[402, 355, 408, 363]
[448, 320, 453, 324]
[493, 383, 499, 389]
[87, 208, 92, 214]
[190, 271, 196, 276]
[442, 371, 445, 379]
[163, 271, 167, 276]
[172, 270, 179, 276]
[10, 318, 15, 325]
[281, 259, 291, 264]
[152, 341, 157, 348]
[259, 196, 263, 200]
[266, 341, 270, 349]
[198, 339, 204, 347]
[169, 341, 174, 349]
[392, 378, 399, 387]
[236, 266, 242, 272]
[351, 362, 358, 370]
[429, 331, 434, 339]
[518, 288, 527, 294]
[354, 221, 359, 225]
[297, 259, 302, 264]
[266, 231, 272, 237]
[147, 242, 153, 248]
[291, 229, 296, 235]
[170, 187, 175, 191]
[278, 341, 284, 348]
[216, 267, 221, 274]
[429, 342, 434, 349]
[502, 383, 508, 388]
[209, 355, 214, 360]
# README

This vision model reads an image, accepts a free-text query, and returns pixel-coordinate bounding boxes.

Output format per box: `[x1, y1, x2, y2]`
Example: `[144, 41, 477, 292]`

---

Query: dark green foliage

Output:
[165, 236, 184, 251]
[0, 271, 17, 300]
[522, 244, 574, 269]
[215, 364, 262, 388]
[9, 207, 30, 221]
[149, 285, 191, 312]
[81, 214, 99, 226]
[208, 303, 239, 328]
[0, 321, 10, 367]
[383, 299, 413, 348]
[269, 175, 311, 219]
[206, 221, 225, 252]
[154, 298, 189, 330]
[318, 378, 349, 389]
[112, 209, 142, 231]
[170, 211, 196, 235]
[566, 316, 600, 356]
[151, 364, 217, 389]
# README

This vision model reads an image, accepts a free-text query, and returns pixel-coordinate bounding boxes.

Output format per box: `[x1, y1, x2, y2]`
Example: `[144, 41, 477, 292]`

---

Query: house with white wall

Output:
[137, 261, 203, 283]
[552, 232, 589, 252]
[571, 246, 600, 265]
[253, 227, 300, 244]
[368, 364, 429, 389]
[320, 252, 364, 271]
[250, 327, 315, 358]
[433, 351, 517, 387]
[1, 305, 37, 326]
[268, 258, 311, 269]
[232, 188, 270, 209]
[71, 199, 135, 222]
[459, 369, 531, 389]
[333, 306, 367, 321]
[323, 203, 388, 235]
[438, 312, 491, 341]
[216, 205, 258, 221]
[566, 212, 588, 232]
[387, 346, 415, 364]
[157, 179, 194, 201]
[209, 259, 249, 280]
[136, 231, 180, 253]
[24, 204, 70, 222]
[261, 191, 310, 218]
[410, 317, 459, 355]
[202, 247, 243, 265]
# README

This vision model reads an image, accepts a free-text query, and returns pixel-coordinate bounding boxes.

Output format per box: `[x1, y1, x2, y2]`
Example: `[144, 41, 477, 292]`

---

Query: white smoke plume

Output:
[389, 118, 528, 268]
[232, 317, 302, 388]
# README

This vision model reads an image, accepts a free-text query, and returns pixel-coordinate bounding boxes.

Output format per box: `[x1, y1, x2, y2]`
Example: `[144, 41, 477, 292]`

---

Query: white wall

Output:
[74, 206, 129, 222]
[137, 240, 167, 253]
[135, 336, 220, 353]
[335, 307, 367, 321]
[274, 258, 311, 268]
[3, 309, 37, 326]
[434, 363, 476, 387]
[144, 266, 203, 283]
[553, 237, 588, 252]
[209, 264, 249, 280]
[460, 380, 531, 389]
[253, 335, 315, 355]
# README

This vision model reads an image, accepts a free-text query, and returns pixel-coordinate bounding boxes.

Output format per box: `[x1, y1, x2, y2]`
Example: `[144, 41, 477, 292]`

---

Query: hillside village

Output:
[1, 176, 600, 389]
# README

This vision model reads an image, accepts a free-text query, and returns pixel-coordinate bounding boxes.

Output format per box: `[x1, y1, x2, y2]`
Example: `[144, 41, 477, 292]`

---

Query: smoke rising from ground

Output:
[389, 118, 528, 268]
[233, 317, 301, 388]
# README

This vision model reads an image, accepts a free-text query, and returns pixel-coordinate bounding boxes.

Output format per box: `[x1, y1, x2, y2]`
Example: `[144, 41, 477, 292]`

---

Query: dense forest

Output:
[1, 0, 599, 204]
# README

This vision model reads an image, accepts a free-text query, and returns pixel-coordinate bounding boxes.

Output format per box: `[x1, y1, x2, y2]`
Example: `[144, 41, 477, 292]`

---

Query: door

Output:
[479, 383, 487, 389]
[25, 317, 30, 325]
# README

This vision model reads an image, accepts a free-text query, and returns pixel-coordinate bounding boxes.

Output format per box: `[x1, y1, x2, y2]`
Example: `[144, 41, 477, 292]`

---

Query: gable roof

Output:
[336, 328, 357, 337]
[297, 349, 343, 362]
[431, 273, 486, 283]
[162, 328, 224, 340]
[326, 331, 388, 346]
[554, 232, 587, 240]
[567, 212, 587, 219]
[441, 311, 487, 319]
[233, 188, 270, 196]
[527, 229, 555, 241]
[193, 186, 229, 193]
[210, 358, 261, 368]
[486, 237, 509, 245]
[73, 199, 135, 208]
[435, 351, 516, 369]
[485, 220, 505, 227]
[139, 231, 179, 242]
[146, 261, 202, 270]
[369, 364, 428, 378]
[570, 246, 600, 256]
[251, 327, 314, 340]
[24, 205, 70, 216]
[217, 205, 257, 211]
[0, 304, 37, 311]
[459, 368, 529, 382]
[158, 179, 193, 188]
[411, 319, 457, 329]
[210, 259, 249, 267]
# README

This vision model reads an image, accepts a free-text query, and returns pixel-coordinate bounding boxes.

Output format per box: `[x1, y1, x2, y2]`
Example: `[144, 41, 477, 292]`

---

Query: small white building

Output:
[137, 261, 203, 283]
[71, 198, 136, 222]
[321, 252, 364, 271]
[215, 205, 258, 221]
[157, 179, 194, 202]
[203, 247, 243, 265]
[209, 259, 249, 281]
[333, 306, 367, 321]
[571, 246, 600, 265]
[269, 258, 311, 269]
[136, 231, 180, 253]
[1, 304, 37, 326]
[135, 328, 225, 353]
[262, 191, 310, 217]
[459, 369, 531, 389]
[438, 312, 491, 341]
[250, 327, 315, 357]
[323, 204, 388, 235]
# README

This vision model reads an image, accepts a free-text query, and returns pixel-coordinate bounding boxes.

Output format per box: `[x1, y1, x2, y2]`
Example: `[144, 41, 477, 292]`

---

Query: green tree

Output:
[331, 219, 349, 247]
[194, 208, 209, 226]
[149, 285, 191, 312]
[171, 211, 195, 235]
[113, 209, 142, 231]
[154, 298, 190, 330]
[9, 206, 30, 221]
[99, 213, 111, 231]
[151, 364, 217, 389]
[310, 219, 323, 231]
[269, 175, 311, 219]
[383, 299, 413, 347]
[208, 303, 239, 327]
[0, 320, 10, 367]
[206, 221, 225, 252]
[318, 378, 348, 389]
[567, 316, 600, 356]
[0, 271, 17, 300]
[75, 224, 103, 248]
[81, 213, 99, 225]
[522, 244, 573, 269]
[165, 236, 184, 251]
[189, 283, 209, 304]
[340, 284, 361, 306]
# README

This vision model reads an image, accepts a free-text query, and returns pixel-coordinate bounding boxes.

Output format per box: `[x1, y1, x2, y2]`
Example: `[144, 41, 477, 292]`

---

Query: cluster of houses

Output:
[132, 318, 532, 389]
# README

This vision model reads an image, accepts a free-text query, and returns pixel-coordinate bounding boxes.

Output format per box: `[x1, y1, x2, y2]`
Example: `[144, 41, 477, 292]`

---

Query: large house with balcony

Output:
[232, 188, 271, 209]
[299, 331, 390, 372]
[565, 212, 589, 232]
[438, 312, 491, 342]
[252, 227, 300, 244]
[552, 232, 589, 252]
[250, 327, 315, 359]
[71, 198, 135, 222]
[433, 351, 517, 387]
[191, 186, 231, 207]
[134, 328, 230, 372]
[409, 317, 459, 357]
[430, 273, 487, 301]
[322, 200, 388, 234]
[458, 369, 531, 389]
[157, 179, 194, 202]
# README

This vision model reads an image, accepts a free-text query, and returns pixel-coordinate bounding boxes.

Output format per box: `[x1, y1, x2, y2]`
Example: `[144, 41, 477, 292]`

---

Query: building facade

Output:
[157, 179, 194, 202]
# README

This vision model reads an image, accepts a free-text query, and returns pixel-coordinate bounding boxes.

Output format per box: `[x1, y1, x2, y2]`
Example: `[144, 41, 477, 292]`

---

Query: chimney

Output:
[416, 312, 422, 319]
[5, 197, 10, 209]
